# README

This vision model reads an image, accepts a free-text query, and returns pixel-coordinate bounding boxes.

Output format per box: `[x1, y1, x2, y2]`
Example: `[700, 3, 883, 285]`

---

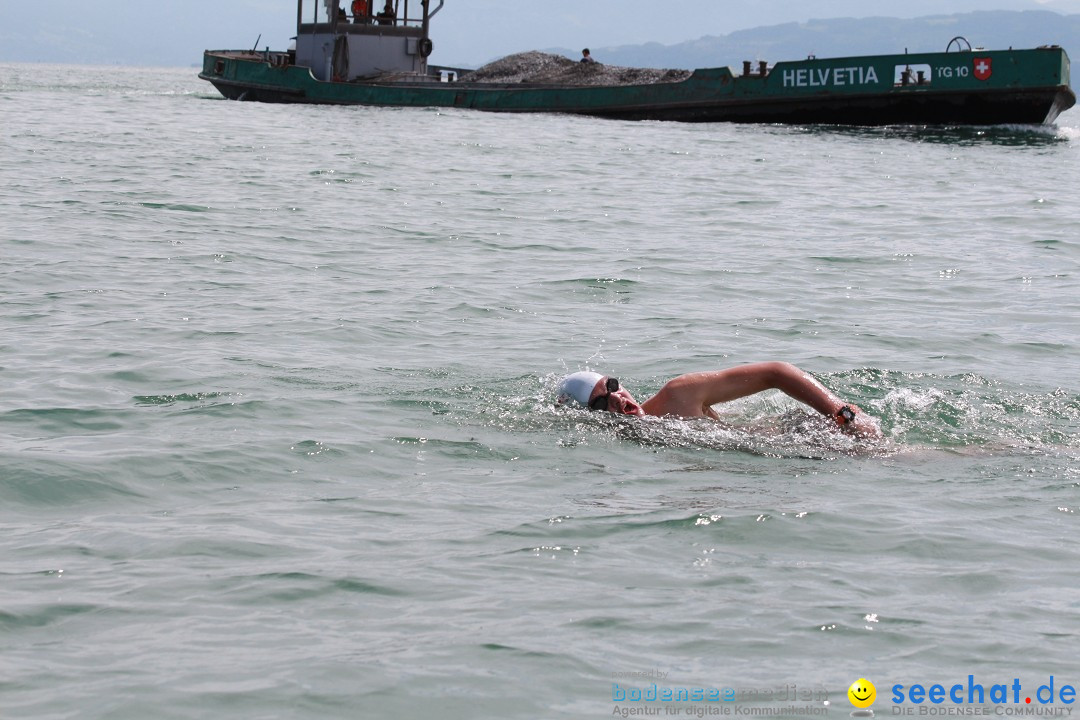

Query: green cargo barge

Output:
[200, 0, 1075, 125]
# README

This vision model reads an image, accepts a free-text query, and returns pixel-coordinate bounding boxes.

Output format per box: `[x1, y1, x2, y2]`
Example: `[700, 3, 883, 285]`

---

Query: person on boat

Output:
[556, 362, 882, 438]
[580, 48, 597, 64]
[376, 0, 396, 25]
[352, 0, 371, 23]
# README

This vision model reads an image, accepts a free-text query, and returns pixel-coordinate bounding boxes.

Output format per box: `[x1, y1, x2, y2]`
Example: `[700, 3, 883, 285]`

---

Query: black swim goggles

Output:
[588, 377, 620, 411]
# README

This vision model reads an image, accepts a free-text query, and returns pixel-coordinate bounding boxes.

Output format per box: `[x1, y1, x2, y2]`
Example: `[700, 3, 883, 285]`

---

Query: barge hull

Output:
[200, 46, 1076, 126]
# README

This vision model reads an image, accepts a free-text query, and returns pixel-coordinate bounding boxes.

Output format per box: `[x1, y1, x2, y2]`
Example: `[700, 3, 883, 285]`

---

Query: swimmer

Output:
[556, 362, 882, 438]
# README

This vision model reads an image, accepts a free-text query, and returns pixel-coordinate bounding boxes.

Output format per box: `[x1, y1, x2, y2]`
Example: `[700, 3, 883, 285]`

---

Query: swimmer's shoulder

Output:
[642, 376, 712, 419]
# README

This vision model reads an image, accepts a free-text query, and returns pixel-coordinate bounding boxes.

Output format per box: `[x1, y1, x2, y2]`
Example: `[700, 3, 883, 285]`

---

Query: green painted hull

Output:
[200, 46, 1075, 125]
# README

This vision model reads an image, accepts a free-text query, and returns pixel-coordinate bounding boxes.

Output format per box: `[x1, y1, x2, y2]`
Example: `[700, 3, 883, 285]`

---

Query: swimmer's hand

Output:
[835, 404, 882, 440]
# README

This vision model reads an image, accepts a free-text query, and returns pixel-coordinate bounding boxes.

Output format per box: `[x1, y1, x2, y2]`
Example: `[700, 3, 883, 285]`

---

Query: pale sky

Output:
[2, 0, 1079, 67]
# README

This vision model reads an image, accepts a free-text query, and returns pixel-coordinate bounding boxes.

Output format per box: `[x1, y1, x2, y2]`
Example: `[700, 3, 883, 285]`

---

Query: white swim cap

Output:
[556, 371, 603, 407]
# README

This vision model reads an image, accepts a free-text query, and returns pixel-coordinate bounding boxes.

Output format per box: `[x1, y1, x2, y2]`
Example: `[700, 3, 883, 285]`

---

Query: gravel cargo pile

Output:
[459, 51, 692, 86]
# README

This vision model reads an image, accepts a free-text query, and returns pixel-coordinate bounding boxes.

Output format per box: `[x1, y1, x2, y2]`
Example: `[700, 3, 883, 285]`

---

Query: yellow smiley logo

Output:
[848, 678, 876, 708]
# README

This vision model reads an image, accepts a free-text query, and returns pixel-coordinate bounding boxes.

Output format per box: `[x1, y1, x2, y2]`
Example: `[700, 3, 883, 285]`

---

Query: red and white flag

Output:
[973, 57, 993, 81]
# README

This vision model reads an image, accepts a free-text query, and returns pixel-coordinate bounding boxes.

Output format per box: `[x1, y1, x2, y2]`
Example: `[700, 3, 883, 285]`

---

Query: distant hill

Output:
[544, 10, 1080, 70]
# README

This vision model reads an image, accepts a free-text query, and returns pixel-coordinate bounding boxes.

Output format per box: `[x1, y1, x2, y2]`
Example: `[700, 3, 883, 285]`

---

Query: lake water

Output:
[1, 63, 1079, 719]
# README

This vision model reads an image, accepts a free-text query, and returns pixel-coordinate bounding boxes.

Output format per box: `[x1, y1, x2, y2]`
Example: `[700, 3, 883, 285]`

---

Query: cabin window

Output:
[895, 63, 931, 86]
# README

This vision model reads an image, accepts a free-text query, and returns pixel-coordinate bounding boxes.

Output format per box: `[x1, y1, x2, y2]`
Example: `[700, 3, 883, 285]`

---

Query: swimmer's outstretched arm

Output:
[642, 362, 882, 437]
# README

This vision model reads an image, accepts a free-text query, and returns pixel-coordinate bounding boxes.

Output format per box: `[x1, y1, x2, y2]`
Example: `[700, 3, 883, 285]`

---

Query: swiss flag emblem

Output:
[973, 57, 992, 81]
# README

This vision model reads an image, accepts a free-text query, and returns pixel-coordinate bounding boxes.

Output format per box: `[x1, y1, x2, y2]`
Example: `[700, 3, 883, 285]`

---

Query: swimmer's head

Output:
[555, 371, 603, 408]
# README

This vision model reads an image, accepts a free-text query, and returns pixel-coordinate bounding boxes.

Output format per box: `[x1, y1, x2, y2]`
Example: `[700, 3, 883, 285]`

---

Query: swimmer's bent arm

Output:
[645, 362, 881, 437]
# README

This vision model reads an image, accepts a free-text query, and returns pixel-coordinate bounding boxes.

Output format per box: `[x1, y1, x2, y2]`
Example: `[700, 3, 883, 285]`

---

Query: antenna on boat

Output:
[251, 34, 262, 53]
